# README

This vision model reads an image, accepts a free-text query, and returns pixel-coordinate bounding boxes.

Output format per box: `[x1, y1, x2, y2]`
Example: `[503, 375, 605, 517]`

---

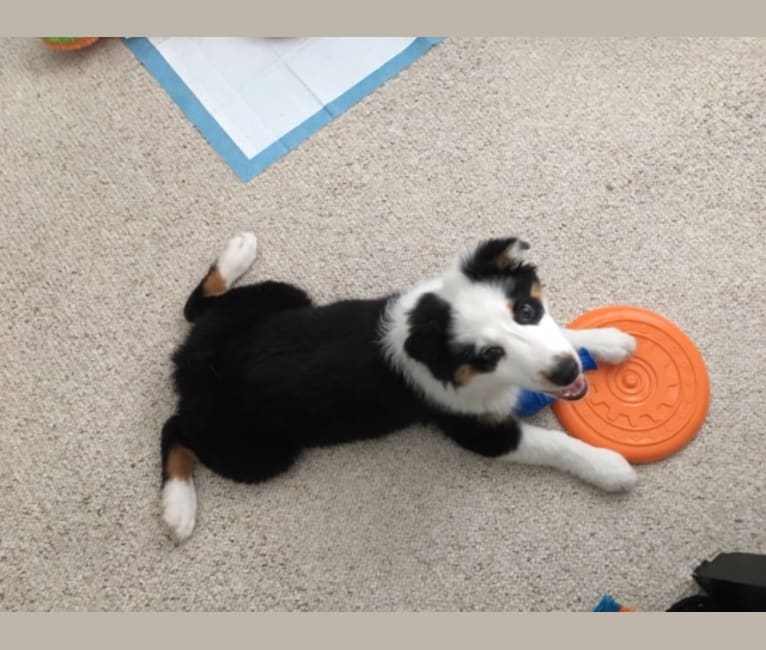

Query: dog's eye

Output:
[479, 346, 505, 362]
[514, 300, 540, 325]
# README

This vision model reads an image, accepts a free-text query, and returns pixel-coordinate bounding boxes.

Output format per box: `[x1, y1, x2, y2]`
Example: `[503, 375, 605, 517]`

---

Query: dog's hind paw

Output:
[162, 479, 197, 542]
[217, 232, 258, 287]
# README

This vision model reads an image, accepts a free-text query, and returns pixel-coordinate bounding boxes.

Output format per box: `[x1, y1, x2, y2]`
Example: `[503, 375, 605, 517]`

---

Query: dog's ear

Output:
[404, 292, 452, 376]
[461, 237, 530, 281]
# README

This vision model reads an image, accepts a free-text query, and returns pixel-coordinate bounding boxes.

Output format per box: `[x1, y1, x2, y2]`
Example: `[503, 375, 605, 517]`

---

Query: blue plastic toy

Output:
[593, 593, 635, 612]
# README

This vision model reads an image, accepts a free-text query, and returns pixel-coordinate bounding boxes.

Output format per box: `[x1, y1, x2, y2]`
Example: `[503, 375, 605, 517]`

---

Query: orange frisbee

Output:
[552, 306, 710, 464]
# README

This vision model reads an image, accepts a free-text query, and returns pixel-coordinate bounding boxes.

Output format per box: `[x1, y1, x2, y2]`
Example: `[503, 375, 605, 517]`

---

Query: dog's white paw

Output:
[582, 447, 638, 492]
[217, 232, 258, 287]
[586, 328, 637, 364]
[162, 479, 197, 542]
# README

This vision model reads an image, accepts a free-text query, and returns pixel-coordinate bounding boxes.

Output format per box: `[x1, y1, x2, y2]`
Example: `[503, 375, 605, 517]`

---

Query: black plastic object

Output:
[668, 552, 766, 611]
[666, 594, 720, 611]
[693, 552, 766, 611]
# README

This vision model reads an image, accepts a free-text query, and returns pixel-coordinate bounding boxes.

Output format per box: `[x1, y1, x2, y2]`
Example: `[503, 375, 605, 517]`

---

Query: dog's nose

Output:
[545, 354, 580, 387]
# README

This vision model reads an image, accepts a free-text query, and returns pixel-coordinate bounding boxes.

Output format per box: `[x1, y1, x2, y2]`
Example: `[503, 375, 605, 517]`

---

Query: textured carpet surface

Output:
[1, 37, 765, 611]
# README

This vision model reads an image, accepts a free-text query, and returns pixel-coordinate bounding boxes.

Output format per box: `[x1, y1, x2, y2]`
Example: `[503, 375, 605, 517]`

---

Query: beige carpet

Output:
[2, 37, 765, 611]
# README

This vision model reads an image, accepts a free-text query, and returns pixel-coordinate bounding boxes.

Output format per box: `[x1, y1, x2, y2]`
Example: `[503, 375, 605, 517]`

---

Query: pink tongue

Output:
[555, 374, 589, 400]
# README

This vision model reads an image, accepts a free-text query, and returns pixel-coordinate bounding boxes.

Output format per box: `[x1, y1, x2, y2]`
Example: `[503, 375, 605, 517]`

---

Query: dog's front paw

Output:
[582, 447, 638, 492]
[587, 328, 637, 364]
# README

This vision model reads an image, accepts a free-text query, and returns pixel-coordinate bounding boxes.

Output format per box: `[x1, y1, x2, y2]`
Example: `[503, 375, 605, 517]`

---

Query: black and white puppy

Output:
[161, 233, 638, 541]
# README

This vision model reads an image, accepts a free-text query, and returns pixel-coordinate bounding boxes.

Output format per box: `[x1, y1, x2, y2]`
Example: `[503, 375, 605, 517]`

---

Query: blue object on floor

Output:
[593, 594, 623, 612]
[124, 37, 444, 182]
[593, 593, 636, 611]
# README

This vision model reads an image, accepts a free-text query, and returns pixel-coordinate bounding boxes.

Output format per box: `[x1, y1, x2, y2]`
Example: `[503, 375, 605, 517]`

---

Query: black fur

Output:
[461, 237, 531, 282]
[433, 412, 521, 457]
[167, 275, 523, 485]
[403, 292, 505, 386]
[160, 415, 182, 484]
[403, 292, 454, 382]
[460, 238, 542, 314]
[183, 266, 216, 322]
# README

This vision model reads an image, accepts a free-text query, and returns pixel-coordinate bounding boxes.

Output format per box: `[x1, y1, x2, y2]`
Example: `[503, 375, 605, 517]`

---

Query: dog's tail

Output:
[161, 416, 198, 542]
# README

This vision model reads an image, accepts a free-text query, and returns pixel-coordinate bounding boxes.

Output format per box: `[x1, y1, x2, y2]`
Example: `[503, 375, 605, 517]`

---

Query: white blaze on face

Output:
[509, 308, 579, 386]
[446, 275, 578, 392]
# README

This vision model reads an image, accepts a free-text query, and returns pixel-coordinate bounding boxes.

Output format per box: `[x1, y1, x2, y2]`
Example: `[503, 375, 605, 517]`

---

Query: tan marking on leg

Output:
[202, 266, 227, 297]
[165, 445, 198, 481]
[454, 363, 477, 385]
[530, 281, 544, 300]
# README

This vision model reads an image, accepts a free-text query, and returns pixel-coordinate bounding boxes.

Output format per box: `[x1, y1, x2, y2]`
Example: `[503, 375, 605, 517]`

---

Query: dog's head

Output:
[395, 237, 587, 404]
